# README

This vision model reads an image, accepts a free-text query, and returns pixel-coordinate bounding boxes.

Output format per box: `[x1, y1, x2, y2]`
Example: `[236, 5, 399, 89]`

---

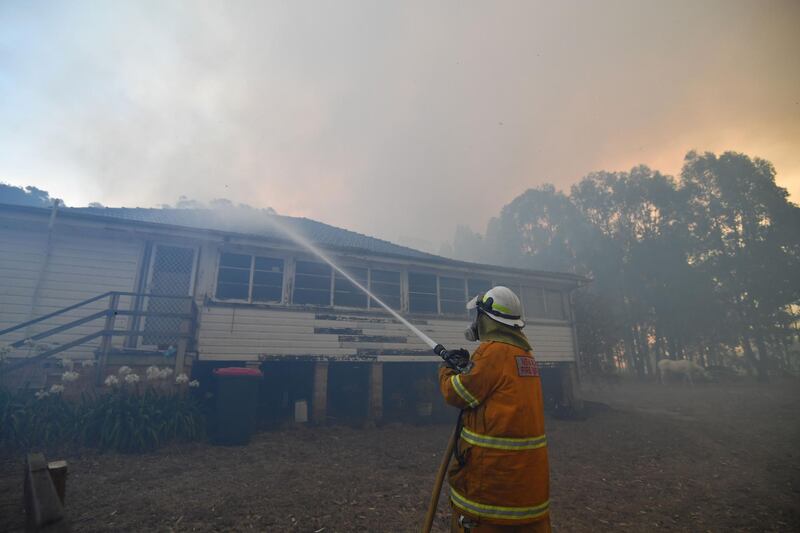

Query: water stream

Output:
[265, 215, 439, 349]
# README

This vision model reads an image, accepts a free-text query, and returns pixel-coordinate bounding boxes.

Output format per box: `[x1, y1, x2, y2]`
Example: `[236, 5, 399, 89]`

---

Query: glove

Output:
[442, 348, 471, 373]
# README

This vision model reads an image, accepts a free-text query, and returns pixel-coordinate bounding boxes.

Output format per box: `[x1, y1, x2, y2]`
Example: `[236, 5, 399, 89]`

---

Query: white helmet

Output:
[466, 286, 525, 328]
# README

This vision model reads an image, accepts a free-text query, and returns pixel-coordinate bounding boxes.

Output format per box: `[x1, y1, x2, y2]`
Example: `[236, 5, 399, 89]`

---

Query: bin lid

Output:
[213, 367, 263, 377]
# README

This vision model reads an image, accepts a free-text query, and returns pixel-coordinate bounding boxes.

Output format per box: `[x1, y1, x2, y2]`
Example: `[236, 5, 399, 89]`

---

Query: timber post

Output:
[367, 362, 383, 423]
[312, 361, 329, 424]
[96, 293, 119, 385]
[173, 305, 191, 377]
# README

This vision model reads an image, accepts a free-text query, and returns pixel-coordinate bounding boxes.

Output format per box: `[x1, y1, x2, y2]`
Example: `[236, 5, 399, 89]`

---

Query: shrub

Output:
[0, 382, 206, 453]
[0, 388, 77, 450]
[78, 387, 205, 453]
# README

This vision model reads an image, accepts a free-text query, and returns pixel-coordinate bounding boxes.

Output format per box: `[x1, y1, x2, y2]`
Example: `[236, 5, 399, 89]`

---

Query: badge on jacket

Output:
[516, 356, 540, 377]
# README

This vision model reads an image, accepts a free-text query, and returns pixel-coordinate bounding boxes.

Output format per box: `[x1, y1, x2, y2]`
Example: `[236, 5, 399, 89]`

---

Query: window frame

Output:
[439, 276, 468, 317]
[368, 267, 403, 312]
[214, 251, 286, 304]
[333, 264, 370, 309]
[407, 270, 440, 315]
[292, 258, 334, 307]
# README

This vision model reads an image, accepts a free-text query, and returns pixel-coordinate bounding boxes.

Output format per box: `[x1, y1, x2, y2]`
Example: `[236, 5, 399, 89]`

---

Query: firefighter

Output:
[438, 286, 551, 533]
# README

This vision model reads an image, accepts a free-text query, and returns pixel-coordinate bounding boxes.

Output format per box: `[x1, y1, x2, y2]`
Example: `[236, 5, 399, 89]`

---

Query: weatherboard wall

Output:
[195, 305, 575, 363]
[0, 216, 141, 361]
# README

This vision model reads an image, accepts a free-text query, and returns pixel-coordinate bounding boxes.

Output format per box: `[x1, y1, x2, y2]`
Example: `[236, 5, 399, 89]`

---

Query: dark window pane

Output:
[371, 269, 400, 283]
[338, 266, 368, 283]
[335, 291, 368, 308]
[372, 295, 401, 310]
[220, 253, 251, 268]
[409, 272, 437, 314]
[410, 294, 437, 314]
[253, 271, 283, 286]
[545, 290, 564, 319]
[216, 282, 249, 300]
[440, 277, 463, 290]
[254, 256, 283, 272]
[252, 285, 282, 302]
[334, 267, 367, 308]
[439, 277, 466, 316]
[293, 261, 331, 305]
[369, 270, 401, 310]
[441, 300, 467, 315]
[522, 286, 546, 318]
[408, 272, 437, 294]
[293, 289, 331, 306]
[294, 273, 331, 291]
[295, 261, 331, 277]
[218, 267, 250, 284]
[440, 286, 466, 300]
[468, 278, 492, 298]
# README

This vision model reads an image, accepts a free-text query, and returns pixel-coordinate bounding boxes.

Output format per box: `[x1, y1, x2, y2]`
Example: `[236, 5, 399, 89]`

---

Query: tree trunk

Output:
[752, 330, 770, 382]
[740, 333, 758, 378]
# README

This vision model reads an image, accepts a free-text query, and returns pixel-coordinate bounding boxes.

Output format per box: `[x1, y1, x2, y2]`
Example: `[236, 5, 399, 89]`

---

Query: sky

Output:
[1, 0, 798, 252]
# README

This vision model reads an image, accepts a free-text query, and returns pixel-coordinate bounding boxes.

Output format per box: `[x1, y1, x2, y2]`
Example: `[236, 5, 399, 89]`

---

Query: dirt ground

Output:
[1, 380, 798, 532]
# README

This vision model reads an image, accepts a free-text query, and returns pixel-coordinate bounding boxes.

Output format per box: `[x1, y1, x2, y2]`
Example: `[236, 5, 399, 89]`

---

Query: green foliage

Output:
[0, 388, 76, 449]
[0, 386, 205, 453]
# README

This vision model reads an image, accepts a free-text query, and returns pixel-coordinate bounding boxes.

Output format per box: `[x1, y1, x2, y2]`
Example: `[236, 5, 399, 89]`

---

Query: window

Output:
[408, 272, 437, 314]
[216, 253, 251, 300]
[440, 277, 466, 315]
[293, 260, 332, 305]
[216, 252, 284, 302]
[334, 266, 368, 308]
[370, 269, 401, 310]
[522, 286, 546, 318]
[253, 257, 284, 302]
[467, 278, 492, 299]
[545, 290, 565, 320]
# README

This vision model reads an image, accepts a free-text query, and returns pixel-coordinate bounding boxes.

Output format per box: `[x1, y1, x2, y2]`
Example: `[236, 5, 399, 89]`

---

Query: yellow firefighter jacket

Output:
[439, 340, 550, 526]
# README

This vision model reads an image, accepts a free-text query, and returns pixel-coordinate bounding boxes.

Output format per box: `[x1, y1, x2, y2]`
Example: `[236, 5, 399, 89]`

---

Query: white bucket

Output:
[294, 399, 309, 423]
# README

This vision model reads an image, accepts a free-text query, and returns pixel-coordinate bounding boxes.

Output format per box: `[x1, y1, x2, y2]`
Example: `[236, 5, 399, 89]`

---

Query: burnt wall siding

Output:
[196, 305, 575, 362]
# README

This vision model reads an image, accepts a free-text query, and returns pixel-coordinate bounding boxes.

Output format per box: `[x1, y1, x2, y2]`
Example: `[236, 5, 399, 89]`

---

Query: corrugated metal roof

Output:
[68, 206, 442, 261]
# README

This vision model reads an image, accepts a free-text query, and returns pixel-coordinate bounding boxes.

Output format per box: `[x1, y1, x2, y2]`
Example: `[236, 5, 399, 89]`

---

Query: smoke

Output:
[1, 0, 798, 250]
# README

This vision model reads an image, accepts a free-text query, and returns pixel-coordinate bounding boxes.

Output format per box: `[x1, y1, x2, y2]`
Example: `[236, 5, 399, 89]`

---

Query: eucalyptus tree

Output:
[680, 151, 800, 380]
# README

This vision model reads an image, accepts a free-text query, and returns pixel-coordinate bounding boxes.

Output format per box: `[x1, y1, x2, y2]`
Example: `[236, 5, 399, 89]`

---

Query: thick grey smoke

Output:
[1, 0, 798, 251]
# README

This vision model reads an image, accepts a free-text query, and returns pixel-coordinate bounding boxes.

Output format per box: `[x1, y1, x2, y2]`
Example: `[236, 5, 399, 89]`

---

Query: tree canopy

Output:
[448, 151, 800, 379]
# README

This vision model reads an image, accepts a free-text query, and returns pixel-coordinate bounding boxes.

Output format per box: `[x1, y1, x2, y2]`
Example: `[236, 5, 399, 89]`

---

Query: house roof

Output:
[0, 203, 588, 284]
[69, 206, 442, 262]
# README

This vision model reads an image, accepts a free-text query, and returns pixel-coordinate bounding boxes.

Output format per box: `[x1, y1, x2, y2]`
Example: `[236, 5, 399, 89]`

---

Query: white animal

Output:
[657, 359, 709, 386]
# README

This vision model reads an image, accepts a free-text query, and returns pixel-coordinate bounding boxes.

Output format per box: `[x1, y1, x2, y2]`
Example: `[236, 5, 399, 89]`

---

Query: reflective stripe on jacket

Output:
[439, 340, 549, 526]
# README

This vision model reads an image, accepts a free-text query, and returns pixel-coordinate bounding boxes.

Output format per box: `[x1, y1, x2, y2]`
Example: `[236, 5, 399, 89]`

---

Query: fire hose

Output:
[421, 344, 471, 533]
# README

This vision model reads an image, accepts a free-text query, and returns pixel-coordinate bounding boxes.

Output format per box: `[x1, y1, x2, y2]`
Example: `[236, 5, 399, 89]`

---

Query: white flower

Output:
[175, 373, 189, 385]
[49, 384, 65, 394]
[60, 358, 74, 370]
[0, 343, 13, 358]
[159, 367, 174, 379]
[188, 380, 200, 388]
[35, 390, 49, 400]
[104, 374, 120, 387]
[117, 366, 132, 376]
[146, 366, 161, 381]
[124, 373, 140, 384]
[61, 371, 80, 383]
[80, 359, 96, 368]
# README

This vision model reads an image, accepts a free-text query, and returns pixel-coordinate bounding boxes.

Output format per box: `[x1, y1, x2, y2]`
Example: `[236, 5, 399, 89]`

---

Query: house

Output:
[0, 202, 586, 422]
